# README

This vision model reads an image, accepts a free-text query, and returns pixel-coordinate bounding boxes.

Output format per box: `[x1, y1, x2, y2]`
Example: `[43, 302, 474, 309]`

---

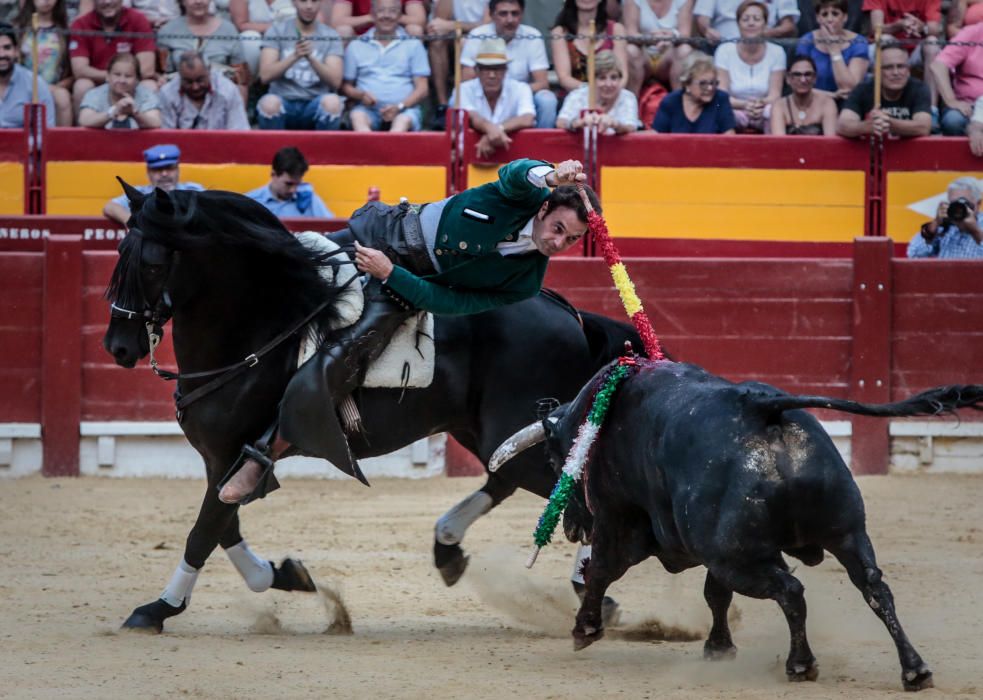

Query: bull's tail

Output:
[749, 384, 983, 419]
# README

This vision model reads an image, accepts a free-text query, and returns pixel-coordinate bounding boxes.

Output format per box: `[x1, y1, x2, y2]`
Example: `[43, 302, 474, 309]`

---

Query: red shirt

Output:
[69, 8, 156, 70]
[861, 0, 941, 43]
[336, 0, 419, 35]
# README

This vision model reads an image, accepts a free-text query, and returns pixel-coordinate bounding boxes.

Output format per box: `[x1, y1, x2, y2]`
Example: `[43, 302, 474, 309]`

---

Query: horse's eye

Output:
[144, 264, 167, 278]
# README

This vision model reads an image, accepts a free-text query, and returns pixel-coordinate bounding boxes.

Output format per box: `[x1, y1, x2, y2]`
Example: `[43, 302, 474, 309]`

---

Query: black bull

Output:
[101, 185, 642, 632]
[494, 359, 983, 691]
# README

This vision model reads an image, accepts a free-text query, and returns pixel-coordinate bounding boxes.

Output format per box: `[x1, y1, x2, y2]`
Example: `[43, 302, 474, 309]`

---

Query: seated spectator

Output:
[695, 0, 799, 42]
[331, 0, 425, 38]
[246, 146, 332, 218]
[947, 0, 983, 35]
[256, 0, 344, 130]
[550, 0, 629, 94]
[0, 22, 56, 127]
[427, 0, 489, 129]
[836, 43, 932, 137]
[928, 21, 983, 135]
[69, 0, 156, 113]
[78, 51, 161, 128]
[907, 177, 983, 258]
[557, 50, 640, 133]
[342, 0, 430, 132]
[103, 144, 204, 225]
[158, 0, 246, 83]
[969, 96, 983, 154]
[15, 0, 73, 125]
[863, 0, 941, 112]
[714, 0, 785, 132]
[652, 50, 736, 132]
[159, 52, 250, 129]
[769, 56, 838, 134]
[622, 0, 694, 94]
[450, 38, 534, 157]
[76, 0, 180, 28]
[795, 0, 868, 98]
[461, 0, 557, 128]
[229, 0, 296, 77]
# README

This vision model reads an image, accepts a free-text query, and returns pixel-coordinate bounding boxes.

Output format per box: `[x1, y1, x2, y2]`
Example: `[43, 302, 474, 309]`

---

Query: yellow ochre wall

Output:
[469, 164, 867, 242]
[887, 170, 983, 242]
[0, 163, 24, 214]
[46, 163, 446, 218]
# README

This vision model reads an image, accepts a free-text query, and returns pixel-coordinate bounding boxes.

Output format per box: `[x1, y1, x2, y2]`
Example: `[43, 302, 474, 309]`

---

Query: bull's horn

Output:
[488, 421, 547, 472]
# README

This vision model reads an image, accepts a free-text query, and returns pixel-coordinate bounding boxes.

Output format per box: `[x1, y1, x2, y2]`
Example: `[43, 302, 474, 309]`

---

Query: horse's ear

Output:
[153, 187, 174, 215]
[116, 177, 145, 209]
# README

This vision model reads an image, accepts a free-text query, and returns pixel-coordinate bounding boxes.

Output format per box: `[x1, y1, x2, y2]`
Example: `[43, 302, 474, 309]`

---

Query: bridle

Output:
[110, 291, 174, 376]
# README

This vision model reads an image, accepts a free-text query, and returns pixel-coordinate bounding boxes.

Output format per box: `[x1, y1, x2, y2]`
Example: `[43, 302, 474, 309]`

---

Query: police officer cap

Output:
[143, 144, 181, 169]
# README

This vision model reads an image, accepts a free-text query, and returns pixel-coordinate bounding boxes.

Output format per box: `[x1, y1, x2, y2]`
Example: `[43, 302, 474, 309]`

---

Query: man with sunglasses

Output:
[836, 43, 931, 138]
[159, 53, 250, 130]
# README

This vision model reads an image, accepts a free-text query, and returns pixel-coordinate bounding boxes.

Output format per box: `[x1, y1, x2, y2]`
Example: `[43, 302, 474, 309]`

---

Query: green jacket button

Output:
[459, 241, 468, 250]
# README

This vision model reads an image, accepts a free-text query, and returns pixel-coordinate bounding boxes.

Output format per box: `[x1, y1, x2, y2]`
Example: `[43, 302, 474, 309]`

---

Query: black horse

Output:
[102, 184, 641, 632]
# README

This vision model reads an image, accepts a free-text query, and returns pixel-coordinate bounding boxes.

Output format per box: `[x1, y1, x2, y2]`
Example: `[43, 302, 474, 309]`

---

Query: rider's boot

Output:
[217, 436, 289, 505]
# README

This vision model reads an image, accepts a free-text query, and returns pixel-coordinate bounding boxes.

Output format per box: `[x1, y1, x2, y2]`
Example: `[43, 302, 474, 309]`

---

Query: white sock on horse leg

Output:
[571, 543, 592, 584]
[225, 540, 274, 592]
[160, 559, 200, 608]
[435, 491, 493, 546]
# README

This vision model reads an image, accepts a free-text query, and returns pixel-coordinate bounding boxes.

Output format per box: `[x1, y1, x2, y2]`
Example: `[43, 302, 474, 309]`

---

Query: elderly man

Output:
[907, 177, 983, 258]
[0, 23, 55, 128]
[451, 38, 535, 158]
[461, 0, 556, 128]
[218, 158, 598, 505]
[928, 22, 983, 136]
[256, 0, 345, 130]
[103, 145, 205, 225]
[245, 146, 332, 218]
[159, 53, 250, 130]
[836, 43, 931, 138]
[341, 0, 430, 132]
[69, 0, 157, 113]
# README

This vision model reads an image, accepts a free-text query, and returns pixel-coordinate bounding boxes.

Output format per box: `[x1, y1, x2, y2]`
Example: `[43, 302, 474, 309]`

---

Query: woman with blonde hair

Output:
[653, 50, 735, 133]
[556, 50, 640, 133]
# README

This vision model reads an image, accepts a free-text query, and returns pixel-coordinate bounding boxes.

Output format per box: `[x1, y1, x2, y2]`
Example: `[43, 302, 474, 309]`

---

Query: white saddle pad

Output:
[295, 232, 435, 389]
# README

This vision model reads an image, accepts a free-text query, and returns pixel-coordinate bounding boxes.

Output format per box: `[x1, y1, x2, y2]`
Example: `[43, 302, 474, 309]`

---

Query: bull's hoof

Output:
[703, 641, 737, 660]
[121, 599, 185, 633]
[601, 596, 622, 628]
[573, 624, 604, 651]
[434, 541, 469, 587]
[271, 558, 317, 592]
[902, 667, 934, 692]
[786, 661, 819, 683]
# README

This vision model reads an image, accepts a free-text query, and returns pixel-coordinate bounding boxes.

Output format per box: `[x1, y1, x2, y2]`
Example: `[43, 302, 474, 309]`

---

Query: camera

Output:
[946, 197, 974, 222]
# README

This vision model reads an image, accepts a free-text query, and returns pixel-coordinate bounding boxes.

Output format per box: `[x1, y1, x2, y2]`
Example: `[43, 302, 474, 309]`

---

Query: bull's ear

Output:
[116, 177, 145, 209]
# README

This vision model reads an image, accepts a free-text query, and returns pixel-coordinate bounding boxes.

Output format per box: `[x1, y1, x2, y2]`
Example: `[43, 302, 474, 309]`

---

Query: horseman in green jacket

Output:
[218, 158, 600, 504]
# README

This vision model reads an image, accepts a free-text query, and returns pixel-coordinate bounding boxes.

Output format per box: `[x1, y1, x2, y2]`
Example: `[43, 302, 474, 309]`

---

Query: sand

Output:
[0, 473, 980, 699]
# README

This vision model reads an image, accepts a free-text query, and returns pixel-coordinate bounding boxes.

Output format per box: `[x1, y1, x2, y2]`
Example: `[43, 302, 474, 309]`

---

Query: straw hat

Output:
[474, 38, 510, 67]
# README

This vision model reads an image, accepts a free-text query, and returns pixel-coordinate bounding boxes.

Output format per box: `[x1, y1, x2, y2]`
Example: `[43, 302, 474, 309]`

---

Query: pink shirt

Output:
[938, 22, 983, 102]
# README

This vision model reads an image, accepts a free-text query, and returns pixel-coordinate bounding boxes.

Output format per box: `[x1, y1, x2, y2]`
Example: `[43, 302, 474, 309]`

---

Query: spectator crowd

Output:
[0, 0, 981, 143]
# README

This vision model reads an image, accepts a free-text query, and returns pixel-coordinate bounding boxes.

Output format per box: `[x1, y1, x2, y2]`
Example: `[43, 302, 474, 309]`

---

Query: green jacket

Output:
[386, 158, 553, 316]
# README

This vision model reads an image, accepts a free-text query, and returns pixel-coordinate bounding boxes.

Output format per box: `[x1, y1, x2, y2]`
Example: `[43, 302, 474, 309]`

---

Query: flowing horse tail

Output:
[747, 384, 983, 419]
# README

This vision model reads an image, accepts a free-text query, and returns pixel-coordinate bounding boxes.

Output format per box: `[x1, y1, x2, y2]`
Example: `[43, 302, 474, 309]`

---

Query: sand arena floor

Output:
[0, 473, 980, 699]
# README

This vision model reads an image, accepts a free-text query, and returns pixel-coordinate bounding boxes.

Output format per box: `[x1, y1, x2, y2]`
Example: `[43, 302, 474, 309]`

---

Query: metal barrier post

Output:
[24, 104, 46, 214]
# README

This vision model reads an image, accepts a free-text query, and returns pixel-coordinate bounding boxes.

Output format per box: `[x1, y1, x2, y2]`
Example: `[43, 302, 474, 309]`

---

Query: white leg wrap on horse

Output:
[160, 560, 200, 608]
[435, 491, 493, 546]
[225, 540, 274, 592]
[571, 544, 592, 584]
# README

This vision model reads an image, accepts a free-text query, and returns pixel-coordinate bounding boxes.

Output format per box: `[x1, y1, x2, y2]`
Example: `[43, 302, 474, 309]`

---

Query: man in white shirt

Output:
[159, 52, 250, 130]
[460, 0, 557, 128]
[452, 38, 535, 157]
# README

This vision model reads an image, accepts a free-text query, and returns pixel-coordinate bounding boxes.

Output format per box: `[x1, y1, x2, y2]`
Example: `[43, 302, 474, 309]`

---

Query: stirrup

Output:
[217, 443, 280, 506]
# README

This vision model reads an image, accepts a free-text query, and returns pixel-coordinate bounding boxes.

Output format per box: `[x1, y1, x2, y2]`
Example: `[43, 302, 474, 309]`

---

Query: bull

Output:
[492, 358, 983, 691]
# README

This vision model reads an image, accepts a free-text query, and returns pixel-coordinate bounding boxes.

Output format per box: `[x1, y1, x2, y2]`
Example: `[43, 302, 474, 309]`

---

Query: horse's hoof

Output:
[434, 542, 468, 587]
[703, 641, 737, 660]
[902, 667, 934, 692]
[601, 596, 622, 628]
[786, 662, 819, 683]
[121, 599, 183, 633]
[272, 558, 317, 592]
[573, 624, 604, 651]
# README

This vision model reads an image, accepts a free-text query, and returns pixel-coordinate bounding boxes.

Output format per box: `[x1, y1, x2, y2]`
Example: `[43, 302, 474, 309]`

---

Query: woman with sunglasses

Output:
[652, 50, 735, 133]
[796, 0, 868, 98]
[770, 55, 838, 135]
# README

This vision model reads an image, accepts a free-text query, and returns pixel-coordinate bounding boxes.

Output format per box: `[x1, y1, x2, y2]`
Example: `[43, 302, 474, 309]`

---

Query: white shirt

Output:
[558, 86, 641, 132]
[452, 77, 535, 124]
[694, 0, 800, 40]
[460, 23, 550, 83]
[713, 41, 786, 101]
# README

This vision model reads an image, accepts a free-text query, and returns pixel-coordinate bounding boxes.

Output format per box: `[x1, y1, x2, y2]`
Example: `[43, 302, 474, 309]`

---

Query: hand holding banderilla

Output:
[548, 160, 587, 187]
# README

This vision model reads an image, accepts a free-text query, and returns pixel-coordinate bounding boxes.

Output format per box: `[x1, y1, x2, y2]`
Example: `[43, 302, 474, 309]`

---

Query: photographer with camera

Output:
[907, 177, 983, 258]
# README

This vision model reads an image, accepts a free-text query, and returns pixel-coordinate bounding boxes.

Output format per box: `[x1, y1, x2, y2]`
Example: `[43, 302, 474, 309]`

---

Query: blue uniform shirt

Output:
[0, 65, 55, 128]
[245, 183, 333, 218]
[112, 182, 206, 210]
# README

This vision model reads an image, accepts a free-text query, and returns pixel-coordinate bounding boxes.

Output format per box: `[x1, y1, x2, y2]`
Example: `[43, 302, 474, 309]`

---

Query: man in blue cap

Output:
[103, 144, 205, 225]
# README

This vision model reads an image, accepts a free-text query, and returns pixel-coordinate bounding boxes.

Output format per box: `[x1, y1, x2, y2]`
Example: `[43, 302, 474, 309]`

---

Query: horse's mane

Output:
[106, 187, 346, 341]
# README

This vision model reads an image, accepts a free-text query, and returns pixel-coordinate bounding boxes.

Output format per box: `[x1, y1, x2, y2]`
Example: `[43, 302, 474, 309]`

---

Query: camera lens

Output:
[947, 200, 969, 222]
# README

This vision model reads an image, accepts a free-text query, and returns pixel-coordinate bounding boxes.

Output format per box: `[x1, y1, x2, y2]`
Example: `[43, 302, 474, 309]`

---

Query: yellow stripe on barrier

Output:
[887, 171, 983, 243]
[0, 163, 24, 214]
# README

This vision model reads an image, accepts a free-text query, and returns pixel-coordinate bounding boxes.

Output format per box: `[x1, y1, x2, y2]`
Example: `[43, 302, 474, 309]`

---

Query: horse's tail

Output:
[748, 384, 983, 419]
